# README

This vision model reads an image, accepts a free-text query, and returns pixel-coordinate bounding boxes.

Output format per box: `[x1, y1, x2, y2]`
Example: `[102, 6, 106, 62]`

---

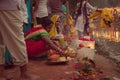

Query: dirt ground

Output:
[94, 54, 120, 78]
[4, 53, 120, 80]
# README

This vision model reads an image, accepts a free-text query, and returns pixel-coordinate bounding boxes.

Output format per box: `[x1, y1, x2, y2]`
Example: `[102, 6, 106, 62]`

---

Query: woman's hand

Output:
[60, 46, 68, 51]
[43, 36, 67, 57]
[50, 37, 59, 41]
[57, 48, 67, 57]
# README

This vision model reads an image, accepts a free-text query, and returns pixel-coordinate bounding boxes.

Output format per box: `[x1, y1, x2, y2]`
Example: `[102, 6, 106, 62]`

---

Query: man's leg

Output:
[0, 36, 5, 79]
[0, 10, 40, 80]
[20, 64, 37, 79]
[0, 24, 5, 79]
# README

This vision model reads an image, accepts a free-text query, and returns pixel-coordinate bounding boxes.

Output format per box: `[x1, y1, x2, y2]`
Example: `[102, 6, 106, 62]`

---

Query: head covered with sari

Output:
[49, 14, 61, 36]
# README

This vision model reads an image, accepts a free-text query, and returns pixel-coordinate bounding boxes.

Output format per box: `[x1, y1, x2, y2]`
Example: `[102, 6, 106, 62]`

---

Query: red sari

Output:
[25, 26, 50, 57]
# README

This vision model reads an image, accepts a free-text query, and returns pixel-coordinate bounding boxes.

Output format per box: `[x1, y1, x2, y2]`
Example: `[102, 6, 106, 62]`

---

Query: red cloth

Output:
[25, 26, 50, 57]
[26, 40, 50, 57]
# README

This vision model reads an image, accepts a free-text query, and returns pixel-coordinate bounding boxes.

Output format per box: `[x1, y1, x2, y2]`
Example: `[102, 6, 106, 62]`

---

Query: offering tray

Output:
[47, 57, 68, 65]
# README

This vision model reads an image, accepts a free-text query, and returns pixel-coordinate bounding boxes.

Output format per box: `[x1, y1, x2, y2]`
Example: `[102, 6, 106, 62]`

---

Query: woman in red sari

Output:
[25, 19, 65, 57]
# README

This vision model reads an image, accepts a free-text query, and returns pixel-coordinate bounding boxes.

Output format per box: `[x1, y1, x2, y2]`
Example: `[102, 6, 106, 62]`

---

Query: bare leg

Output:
[20, 64, 30, 79]
[20, 64, 40, 80]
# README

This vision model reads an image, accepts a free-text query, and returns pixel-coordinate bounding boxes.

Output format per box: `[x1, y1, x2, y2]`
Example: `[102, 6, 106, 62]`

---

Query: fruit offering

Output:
[79, 43, 84, 47]
[48, 50, 67, 62]
[48, 54, 60, 61]
[65, 47, 76, 58]
[49, 50, 57, 56]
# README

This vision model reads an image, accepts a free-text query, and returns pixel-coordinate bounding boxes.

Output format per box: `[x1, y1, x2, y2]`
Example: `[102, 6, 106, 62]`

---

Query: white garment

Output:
[85, 1, 96, 12]
[75, 14, 84, 32]
[36, 0, 48, 18]
[20, 0, 28, 23]
[75, 1, 96, 32]
[0, 0, 19, 10]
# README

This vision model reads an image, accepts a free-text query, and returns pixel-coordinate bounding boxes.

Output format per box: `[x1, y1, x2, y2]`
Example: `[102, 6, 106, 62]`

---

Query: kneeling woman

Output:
[25, 19, 65, 57]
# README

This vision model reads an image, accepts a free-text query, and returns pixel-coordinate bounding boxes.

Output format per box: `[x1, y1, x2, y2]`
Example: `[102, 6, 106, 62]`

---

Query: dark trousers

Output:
[36, 16, 49, 25]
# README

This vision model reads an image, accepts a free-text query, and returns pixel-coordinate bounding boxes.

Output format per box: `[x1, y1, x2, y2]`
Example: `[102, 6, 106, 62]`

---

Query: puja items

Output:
[79, 36, 95, 49]
[65, 47, 76, 58]
[77, 36, 95, 60]
[72, 57, 99, 80]
[48, 50, 68, 63]
[48, 50, 60, 61]
[55, 34, 67, 46]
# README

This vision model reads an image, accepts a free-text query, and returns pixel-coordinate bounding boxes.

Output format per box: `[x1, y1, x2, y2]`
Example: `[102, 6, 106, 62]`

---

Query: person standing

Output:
[0, 0, 38, 80]
[75, 0, 97, 38]
[33, 0, 49, 26]
[5, 0, 29, 67]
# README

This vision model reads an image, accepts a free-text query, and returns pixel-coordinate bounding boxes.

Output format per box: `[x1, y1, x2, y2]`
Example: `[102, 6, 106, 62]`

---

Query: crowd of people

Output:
[0, 0, 120, 80]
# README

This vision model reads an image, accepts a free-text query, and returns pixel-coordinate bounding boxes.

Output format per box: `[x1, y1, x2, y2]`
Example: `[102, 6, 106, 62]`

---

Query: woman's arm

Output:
[42, 36, 66, 56]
